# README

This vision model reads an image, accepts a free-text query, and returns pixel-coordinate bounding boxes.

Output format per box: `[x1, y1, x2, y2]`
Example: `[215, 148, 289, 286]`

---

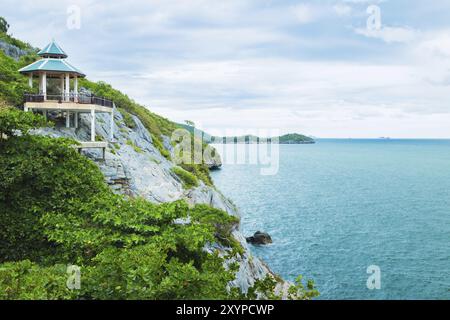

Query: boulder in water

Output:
[246, 231, 272, 245]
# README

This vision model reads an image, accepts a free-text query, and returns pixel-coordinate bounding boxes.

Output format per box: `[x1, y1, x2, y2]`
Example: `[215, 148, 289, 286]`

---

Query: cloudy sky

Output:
[3, 0, 450, 138]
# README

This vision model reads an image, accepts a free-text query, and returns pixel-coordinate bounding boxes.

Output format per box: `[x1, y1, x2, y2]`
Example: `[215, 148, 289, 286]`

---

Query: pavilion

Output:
[18, 40, 114, 152]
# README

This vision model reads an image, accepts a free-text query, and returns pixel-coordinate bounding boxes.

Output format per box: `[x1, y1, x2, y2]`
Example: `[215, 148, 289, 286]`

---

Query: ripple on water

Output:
[211, 141, 450, 299]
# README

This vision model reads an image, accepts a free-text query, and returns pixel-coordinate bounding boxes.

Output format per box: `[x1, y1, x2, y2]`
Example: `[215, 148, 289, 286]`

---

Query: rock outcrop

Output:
[32, 108, 278, 293]
[246, 231, 273, 245]
[0, 40, 31, 60]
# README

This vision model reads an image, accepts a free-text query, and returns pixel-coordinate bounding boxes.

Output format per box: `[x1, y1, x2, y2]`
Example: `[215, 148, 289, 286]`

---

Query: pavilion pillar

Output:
[65, 73, 70, 101]
[60, 75, 65, 101]
[42, 72, 47, 101]
[74, 112, 79, 128]
[38, 73, 43, 93]
[28, 73, 33, 88]
[91, 109, 96, 142]
[74, 76, 78, 102]
[66, 111, 70, 128]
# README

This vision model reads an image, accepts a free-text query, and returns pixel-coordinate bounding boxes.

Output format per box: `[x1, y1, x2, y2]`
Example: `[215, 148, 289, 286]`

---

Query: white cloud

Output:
[4, 0, 450, 137]
[95, 57, 450, 138]
[333, 4, 352, 17]
[355, 26, 419, 43]
[415, 31, 450, 58]
[292, 4, 318, 24]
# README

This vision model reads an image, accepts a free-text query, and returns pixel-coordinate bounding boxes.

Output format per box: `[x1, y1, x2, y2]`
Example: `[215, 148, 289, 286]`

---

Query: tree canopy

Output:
[0, 17, 9, 33]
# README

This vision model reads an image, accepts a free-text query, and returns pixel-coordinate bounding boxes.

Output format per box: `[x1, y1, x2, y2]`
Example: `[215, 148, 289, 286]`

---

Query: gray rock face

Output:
[31, 108, 277, 293]
[0, 40, 31, 60]
[203, 145, 222, 170]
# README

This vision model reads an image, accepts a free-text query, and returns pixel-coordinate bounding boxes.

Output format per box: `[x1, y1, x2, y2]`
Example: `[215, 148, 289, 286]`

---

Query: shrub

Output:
[171, 166, 199, 189]
[0, 260, 75, 300]
[0, 51, 39, 106]
[126, 139, 143, 153]
[119, 108, 136, 129]
[0, 106, 48, 139]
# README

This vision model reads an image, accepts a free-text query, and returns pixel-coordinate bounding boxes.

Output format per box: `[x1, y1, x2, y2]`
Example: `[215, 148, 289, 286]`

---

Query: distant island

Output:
[179, 124, 315, 144]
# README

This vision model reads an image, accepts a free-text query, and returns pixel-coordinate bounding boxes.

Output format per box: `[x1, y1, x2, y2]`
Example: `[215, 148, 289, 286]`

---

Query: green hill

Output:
[179, 124, 315, 144]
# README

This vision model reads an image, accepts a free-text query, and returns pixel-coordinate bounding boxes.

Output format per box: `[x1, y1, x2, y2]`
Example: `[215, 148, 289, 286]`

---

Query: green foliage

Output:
[126, 139, 143, 153]
[172, 129, 214, 186]
[0, 51, 38, 106]
[278, 133, 315, 144]
[0, 107, 49, 139]
[0, 133, 109, 263]
[151, 133, 171, 159]
[244, 275, 319, 300]
[287, 275, 320, 300]
[171, 166, 199, 189]
[118, 108, 136, 129]
[0, 17, 9, 33]
[190, 204, 243, 255]
[185, 120, 195, 127]
[0, 17, 33, 51]
[0, 260, 76, 300]
[180, 163, 213, 186]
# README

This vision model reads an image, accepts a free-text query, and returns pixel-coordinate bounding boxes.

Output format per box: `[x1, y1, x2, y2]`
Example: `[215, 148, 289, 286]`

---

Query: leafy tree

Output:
[0, 52, 36, 106]
[0, 17, 9, 33]
[0, 106, 48, 139]
[185, 120, 195, 127]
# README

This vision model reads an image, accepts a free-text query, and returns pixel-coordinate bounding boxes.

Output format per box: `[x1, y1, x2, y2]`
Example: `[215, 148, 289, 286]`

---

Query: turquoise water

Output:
[211, 140, 450, 300]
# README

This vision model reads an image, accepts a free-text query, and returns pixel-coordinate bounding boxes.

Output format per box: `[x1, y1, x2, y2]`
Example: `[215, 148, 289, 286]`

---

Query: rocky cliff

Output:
[0, 40, 30, 60]
[33, 109, 276, 293]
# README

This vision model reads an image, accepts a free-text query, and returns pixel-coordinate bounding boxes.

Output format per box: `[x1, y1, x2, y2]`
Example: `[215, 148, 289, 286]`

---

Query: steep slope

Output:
[32, 109, 275, 292]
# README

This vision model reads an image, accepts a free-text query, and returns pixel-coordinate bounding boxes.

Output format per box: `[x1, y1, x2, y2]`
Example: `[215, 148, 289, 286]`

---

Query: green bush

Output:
[0, 260, 75, 300]
[126, 139, 143, 153]
[0, 51, 38, 106]
[0, 106, 48, 139]
[118, 108, 136, 129]
[171, 166, 199, 189]
[180, 163, 213, 186]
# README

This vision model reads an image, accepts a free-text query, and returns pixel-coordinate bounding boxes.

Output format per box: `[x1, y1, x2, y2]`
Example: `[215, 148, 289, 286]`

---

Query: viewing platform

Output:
[18, 40, 115, 144]
[24, 93, 114, 113]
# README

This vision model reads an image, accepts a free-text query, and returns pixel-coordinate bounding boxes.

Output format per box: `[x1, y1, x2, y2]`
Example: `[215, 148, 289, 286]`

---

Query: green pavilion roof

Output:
[18, 58, 86, 77]
[37, 40, 67, 58]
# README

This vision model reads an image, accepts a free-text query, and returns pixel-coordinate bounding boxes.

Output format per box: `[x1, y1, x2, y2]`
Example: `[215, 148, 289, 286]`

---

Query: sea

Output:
[210, 139, 450, 300]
